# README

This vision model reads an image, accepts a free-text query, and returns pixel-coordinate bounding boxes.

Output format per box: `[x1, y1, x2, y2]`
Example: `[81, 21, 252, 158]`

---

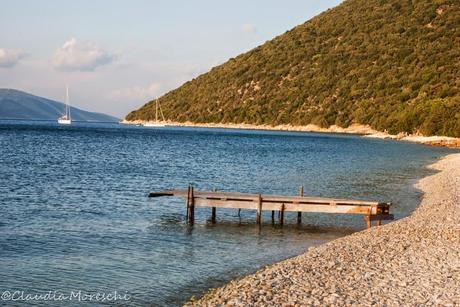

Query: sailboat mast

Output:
[155, 99, 158, 122]
[159, 100, 166, 121]
[66, 85, 70, 118]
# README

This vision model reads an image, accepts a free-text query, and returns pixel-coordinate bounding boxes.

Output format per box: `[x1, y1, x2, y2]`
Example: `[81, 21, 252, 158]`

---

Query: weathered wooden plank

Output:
[150, 190, 385, 207]
[193, 199, 375, 214]
[363, 214, 394, 221]
[149, 191, 176, 197]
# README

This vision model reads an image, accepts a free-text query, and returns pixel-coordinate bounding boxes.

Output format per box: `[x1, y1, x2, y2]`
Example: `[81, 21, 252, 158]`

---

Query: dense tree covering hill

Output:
[127, 0, 460, 137]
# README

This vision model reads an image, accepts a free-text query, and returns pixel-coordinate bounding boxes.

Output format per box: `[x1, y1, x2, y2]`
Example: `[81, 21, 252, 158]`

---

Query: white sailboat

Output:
[58, 86, 72, 125]
[143, 98, 166, 127]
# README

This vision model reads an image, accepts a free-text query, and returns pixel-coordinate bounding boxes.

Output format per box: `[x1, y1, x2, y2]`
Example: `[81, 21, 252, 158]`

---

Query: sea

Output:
[0, 120, 455, 306]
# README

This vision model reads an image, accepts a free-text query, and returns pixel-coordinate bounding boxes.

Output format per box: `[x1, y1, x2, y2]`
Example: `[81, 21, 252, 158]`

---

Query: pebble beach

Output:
[187, 153, 460, 306]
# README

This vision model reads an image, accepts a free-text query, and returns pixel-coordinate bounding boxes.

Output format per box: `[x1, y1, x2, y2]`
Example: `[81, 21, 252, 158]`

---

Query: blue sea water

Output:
[0, 121, 455, 306]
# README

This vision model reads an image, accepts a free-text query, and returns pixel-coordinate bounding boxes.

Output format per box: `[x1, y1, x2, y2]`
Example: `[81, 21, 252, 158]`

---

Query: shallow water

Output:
[0, 121, 454, 306]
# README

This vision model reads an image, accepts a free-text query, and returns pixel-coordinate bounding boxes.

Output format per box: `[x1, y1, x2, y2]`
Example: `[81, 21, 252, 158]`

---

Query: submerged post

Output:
[364, 215, 371, 229]
[297, 185, 304, 224]
[188, 186, 195, 224]
[211, 207, 216, 223]
[186, 186, 191, 220]
[280, 203, 285, 226]
[211, 188, 217, 223]
[256, 194, 262, 224]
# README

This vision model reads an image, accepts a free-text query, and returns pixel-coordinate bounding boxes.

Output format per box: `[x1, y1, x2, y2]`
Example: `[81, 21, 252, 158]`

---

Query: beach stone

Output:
[186, 154, 460, 306]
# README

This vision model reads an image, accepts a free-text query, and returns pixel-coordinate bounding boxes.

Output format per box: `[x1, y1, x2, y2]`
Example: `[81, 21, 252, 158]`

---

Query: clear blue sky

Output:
[0, 0, 343, 117]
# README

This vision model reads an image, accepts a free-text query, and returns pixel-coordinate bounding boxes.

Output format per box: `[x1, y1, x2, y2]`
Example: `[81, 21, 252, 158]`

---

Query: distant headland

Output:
[0, 88, 119, 122]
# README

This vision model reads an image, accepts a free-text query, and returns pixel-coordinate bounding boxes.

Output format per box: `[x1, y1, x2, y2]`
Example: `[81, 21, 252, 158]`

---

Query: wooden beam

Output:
[150, 190, 386, 207]
[364, 214, 394, 221]
[192, 199, 375, 214]
[149, 191, 176, 197]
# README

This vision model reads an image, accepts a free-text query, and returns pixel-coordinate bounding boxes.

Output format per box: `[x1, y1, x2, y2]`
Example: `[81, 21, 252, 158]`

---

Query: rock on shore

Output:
[187, 154, 460, 306]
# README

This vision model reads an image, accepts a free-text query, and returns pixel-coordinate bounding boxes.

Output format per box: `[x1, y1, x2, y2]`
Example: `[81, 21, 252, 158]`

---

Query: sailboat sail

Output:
[58, 86, 72, 125]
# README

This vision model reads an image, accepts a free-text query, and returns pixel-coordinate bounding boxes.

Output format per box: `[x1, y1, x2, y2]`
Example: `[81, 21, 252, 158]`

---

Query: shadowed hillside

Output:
[127, 0, 460, 137]
[0, 89, 119, 122]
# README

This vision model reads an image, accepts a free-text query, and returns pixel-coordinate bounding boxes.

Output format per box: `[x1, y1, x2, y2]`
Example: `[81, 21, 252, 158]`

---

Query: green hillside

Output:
[126, 0, 460, 137]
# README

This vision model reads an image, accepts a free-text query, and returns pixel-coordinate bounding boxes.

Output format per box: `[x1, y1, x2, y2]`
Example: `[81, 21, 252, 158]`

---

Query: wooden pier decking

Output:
[149, 186, 394, 228]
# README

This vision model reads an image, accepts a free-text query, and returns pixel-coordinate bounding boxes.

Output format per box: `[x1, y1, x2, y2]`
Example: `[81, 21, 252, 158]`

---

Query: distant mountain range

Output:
[0, 89, 119, 122]
[126, 0, 459, 137]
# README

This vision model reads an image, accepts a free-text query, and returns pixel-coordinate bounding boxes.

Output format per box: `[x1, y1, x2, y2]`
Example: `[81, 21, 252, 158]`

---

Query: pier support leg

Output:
[364, 216, 371, 229]
[256, 194, 262, 224]
[211, 207, 216, 224]
[186, 186, 190, 220]
[297, 185, 304, 224]
[271, 210, 275, 224]
[187, 186, 195, 224]
[280, 204, 285, 226]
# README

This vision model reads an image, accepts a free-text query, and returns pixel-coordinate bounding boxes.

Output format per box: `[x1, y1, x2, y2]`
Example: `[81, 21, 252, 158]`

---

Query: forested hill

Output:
[126, 0, 460, 137]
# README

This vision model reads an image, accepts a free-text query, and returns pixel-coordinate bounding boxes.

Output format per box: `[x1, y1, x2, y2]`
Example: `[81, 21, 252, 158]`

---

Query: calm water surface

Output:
[0, 121, 454, 306]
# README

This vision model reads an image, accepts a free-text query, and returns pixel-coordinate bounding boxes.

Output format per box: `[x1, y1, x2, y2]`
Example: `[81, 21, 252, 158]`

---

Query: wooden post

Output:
[271, 210, 275, 224]
[280, 203, 285, 226]
[377, 219, 382, 226]
[256, 194, 262, 224]
[188, 186, 195, 224]
[211, 188, 217, 223]
[211, 207, 216, 223]
[186, 186, 191, 220]
[364, 216, 371, 229]
[298, 185, 304, 224]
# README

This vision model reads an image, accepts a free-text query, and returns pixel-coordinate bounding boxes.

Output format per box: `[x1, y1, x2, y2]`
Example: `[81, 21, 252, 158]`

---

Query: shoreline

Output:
[186, 153, 460, 306]
[121, 120, 460, 148]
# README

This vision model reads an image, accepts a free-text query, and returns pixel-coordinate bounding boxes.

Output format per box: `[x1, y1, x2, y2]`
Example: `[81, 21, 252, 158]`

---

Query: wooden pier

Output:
[149, 186, 394, 228]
